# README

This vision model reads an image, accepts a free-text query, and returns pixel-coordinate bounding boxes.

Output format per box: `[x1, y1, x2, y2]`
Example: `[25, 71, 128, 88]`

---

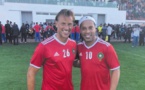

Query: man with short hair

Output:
[132, 24, 142, 47]
[33, 22, 41, 42]
[12, 22, 19, 45]
[75, 16, 120, 90]
[5, 20, 12, 43]
[27, 9, 76, 90]
[1, 23, 6, 43]
[107, 24, 113, 42]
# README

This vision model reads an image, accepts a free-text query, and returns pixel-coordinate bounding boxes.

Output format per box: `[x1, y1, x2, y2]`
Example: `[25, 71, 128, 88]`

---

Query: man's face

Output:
[80, 20, 96, 42]
[55, 15, 73, 39]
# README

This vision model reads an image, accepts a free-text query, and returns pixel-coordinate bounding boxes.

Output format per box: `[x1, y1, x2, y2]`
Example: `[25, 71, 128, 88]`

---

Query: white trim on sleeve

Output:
[110, 66, 120, 71]
[30, 63, 41, 69]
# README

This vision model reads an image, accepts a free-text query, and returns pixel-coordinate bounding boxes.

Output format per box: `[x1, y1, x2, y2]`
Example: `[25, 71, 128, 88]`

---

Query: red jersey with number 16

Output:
[77, 38, 120, 90]
[30, 34, 76, 90]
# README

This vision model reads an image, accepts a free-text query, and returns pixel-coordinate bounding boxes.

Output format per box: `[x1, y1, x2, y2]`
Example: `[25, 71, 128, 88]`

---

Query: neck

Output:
[55, 33, 68, 43]
[85, 37, 97, 47]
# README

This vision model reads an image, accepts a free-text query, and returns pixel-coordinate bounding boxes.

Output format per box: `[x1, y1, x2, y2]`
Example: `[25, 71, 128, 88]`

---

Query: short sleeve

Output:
[106, 45, 120, 70]
[30, 43, 45, 68]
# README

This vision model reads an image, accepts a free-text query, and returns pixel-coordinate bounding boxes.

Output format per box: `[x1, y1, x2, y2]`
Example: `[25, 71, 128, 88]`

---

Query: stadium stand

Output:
[109, 0, 145, 20]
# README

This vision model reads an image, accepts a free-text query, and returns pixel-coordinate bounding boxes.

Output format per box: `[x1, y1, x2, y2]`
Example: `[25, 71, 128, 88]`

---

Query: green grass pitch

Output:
[0, 42, 145, 90]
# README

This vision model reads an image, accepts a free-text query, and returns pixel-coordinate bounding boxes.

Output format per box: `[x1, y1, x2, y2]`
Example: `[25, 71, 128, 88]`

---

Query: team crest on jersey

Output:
[97, 52, 104, 61]
[72, 48, 76, 54]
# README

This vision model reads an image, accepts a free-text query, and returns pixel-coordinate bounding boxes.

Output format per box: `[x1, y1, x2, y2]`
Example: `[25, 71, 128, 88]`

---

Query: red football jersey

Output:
[71, 26, 75, 33]
[75, 26, 80, 33]
[77, 38, 120, 90]
[30, 34, 77, 90]
[33, 24, 40, 32]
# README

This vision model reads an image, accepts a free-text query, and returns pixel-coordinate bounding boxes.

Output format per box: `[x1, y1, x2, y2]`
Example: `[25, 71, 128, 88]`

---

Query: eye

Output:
[89, 26, 93, 30]
[81, 27, 86, 31]
[68, 23, 73, 27]
[61, 23, 65, 26]
[89, 27, 93, 30]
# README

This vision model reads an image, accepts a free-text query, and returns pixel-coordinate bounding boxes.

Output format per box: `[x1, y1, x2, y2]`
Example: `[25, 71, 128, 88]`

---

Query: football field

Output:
[0, 42, 145, 90]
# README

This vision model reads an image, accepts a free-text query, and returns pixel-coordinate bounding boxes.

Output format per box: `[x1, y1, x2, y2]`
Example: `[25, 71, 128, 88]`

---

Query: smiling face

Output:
[55, 15, 74, 42]
[80, 20, 97, 46]
[55, 9, 74, 43]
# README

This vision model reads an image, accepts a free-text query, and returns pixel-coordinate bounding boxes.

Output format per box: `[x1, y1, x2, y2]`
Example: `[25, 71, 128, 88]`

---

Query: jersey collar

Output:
[83, 37, 99, 49]
[53, 33, 68, 45]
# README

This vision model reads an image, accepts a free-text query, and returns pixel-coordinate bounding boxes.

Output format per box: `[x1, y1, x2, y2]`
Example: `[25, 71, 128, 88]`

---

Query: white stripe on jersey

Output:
[53, 34, 68, 45]
[98, 39, 110, 47]
[41, 36, 54, 45]
[30, 63, 41, 69]
[41, 36, 53, 42]
[41, 35, 53, 43]
[77, 42, 83, 45]
[110, 66, 120, 71]
[68, 38, 76, 43]
[83, 37, 99, 49]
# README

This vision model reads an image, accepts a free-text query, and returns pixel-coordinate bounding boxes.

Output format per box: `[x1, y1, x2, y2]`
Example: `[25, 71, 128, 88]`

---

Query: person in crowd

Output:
[0, 21, 2, 45]
[53, 22, 57, 32]
[42, 22, 47, 40]
[75, 24, 80, 42]
[45, 23, 55, 37]
[12, 22, 19, 45]
[107, 24, 113, 42]
[20, 23, 27, 43]
[5, 20, 12, 43]
[1, 23, 6, 43]
[102, 23, 107, 40]
[97, 24, 103, 37]
[25, 21, 30, 31]
[139, 26, 145, 46]
[124, 24, 132, 43]
[132, 24, 142, 47]
[70, 24, 76, 40]
[33, 22, 41, 42]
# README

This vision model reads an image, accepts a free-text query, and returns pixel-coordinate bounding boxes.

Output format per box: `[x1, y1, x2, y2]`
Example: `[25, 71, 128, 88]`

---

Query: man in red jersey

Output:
[75, 24, 80, 42]
[76, 16, 120, 90]
[27, 9, 76, 90]
[33, 22, 41, 42]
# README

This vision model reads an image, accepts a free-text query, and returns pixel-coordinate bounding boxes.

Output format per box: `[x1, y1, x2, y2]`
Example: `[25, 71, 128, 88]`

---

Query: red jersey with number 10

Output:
[77, 38, 120, 90]
[30, 34, 76, 90]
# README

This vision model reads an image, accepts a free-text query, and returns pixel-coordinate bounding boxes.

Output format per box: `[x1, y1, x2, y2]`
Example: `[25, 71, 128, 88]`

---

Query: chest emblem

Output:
[54, 52, 60, 57]
[97, 52, 104, 61]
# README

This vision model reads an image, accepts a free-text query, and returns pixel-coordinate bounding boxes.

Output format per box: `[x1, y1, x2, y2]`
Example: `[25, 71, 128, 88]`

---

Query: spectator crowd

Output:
[96, 23, 145, 47]
[0, 20, 145, 47]
[109, 0, 145, 20]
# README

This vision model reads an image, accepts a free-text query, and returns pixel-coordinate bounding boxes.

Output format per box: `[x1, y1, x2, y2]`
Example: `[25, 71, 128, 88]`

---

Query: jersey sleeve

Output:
[30, 43, 46, 68]
[106, 45, 120, 70]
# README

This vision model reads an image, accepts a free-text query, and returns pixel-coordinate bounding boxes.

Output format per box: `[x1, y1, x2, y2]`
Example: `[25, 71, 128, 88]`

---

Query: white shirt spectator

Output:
[107, 26, 113, 35]
[133, 27, 141, 37]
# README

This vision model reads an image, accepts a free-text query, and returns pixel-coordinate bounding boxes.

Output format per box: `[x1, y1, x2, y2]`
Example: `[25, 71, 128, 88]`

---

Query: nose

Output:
[64, 24, 70, 30]
[85, 29, 90, 33]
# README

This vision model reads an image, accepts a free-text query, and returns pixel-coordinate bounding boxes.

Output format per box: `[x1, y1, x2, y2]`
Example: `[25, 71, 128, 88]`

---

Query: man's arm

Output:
[110, 69, 120, 90]
[27, 66, 39, 90]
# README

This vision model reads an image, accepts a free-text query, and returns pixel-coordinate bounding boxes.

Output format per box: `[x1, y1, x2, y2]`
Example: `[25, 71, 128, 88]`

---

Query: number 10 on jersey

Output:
[86, 51, 92, 60]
